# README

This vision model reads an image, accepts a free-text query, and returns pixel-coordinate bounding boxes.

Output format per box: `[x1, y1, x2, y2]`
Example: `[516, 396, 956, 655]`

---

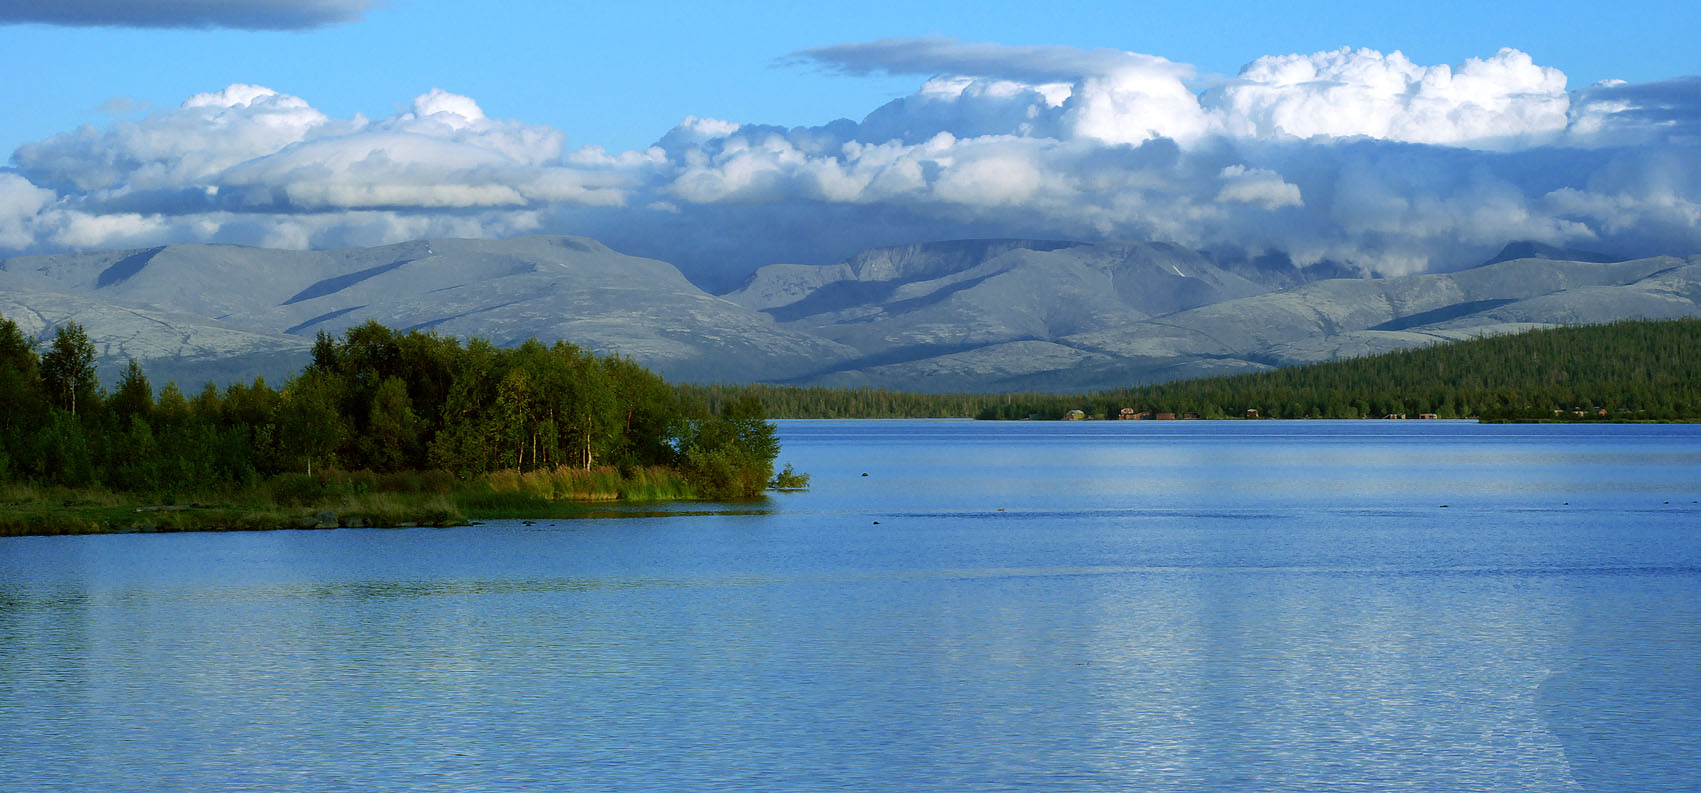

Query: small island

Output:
[0, 316, 806, 536]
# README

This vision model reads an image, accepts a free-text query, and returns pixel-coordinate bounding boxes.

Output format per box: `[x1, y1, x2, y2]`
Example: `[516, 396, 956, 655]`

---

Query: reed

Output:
[477, 465, 694, 503]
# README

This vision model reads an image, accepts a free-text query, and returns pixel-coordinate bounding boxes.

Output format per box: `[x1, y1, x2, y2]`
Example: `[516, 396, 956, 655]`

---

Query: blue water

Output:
[2, 420, 1699, 791]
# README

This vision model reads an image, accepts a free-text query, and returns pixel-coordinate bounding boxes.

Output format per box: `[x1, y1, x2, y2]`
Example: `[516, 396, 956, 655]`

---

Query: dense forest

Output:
[682, 319, 1701, 421]
[0, 315, 790, 505]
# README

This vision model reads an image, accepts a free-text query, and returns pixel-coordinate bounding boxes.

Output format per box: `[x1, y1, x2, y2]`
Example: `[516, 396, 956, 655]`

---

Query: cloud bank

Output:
[3, 38, 1699, 282]
[0, 0, 377, 30]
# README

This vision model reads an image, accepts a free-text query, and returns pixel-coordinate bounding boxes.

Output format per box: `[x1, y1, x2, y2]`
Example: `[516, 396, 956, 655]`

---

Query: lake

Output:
[3, 420, 1699, 791]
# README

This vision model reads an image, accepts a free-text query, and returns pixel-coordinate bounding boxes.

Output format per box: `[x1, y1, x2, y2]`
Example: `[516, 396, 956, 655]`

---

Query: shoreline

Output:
[1, 458, 809, 538]
[0, 467, 699, 538]
[0, 493, 743, 538]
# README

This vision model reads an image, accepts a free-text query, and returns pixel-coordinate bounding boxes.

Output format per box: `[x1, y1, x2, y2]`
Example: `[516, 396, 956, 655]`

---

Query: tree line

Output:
[682, 319, 1701, 421]
[0, 317, 784, 499]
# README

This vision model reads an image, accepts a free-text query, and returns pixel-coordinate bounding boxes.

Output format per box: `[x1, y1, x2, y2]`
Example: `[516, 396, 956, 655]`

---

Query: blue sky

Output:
[4, 0, 1697, 156]
[1, 1, 1697, 281]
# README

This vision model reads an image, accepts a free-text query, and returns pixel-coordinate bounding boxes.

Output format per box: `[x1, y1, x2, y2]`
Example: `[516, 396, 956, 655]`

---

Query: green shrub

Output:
[682, 445, 770, 500]
[771, 463, 810, 491]
[270, 473, 334, 507]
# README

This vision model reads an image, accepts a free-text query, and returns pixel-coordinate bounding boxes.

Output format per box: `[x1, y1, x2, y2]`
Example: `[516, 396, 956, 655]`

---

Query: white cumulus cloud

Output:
[14, 84, 337, 194]
[1206, 47, 1571, 148]
[0, 173, 55, 249]
[1, 40, 1698, 281]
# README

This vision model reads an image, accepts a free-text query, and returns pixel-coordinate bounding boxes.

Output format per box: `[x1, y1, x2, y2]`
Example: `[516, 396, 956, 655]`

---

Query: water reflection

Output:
[2, 420, 1699, 791]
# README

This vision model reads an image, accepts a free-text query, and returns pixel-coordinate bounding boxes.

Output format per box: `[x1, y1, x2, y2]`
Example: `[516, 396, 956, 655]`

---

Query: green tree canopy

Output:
[40, 323, 98, 416]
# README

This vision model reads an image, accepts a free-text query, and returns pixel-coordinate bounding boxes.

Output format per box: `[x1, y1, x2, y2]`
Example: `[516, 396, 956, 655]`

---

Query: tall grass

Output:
[0, 463, 706, 535]
[478, 465, 694, 503]
[619, 466, 696, 501]
[331, 491, 460, 527]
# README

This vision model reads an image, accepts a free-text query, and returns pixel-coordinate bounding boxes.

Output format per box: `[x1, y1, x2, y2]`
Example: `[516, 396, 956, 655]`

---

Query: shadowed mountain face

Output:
[725, 240, 1275, 376]
[1480, 240, 1626, 267]
[2, 235, 1698, 392]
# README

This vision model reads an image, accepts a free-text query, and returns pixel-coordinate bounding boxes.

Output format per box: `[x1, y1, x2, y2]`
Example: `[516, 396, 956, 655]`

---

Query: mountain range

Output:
[2, 235, 1698, 392]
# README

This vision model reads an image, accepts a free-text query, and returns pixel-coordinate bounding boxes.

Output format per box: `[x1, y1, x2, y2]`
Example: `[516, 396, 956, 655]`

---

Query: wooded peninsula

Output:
[5, 316, 1696, 535]
[1, 316, 803, 536]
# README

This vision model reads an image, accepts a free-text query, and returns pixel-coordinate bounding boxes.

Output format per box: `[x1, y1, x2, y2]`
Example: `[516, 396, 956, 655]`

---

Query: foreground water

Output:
[3, 420, 1699, 792]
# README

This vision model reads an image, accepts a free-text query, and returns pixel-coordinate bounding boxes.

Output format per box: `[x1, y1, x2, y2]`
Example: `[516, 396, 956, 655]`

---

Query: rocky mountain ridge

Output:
[2, 235, 1697, 392]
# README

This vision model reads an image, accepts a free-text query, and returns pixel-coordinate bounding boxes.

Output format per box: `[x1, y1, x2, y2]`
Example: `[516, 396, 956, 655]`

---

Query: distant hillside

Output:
[1480, 240, 1624, 266]
[684, 319, 1701, 421]
[717, 239, 1701, 392]
[3, 234, 1699, 392]
[725, 239, 1277, 382]
[0, 236, 852, 385]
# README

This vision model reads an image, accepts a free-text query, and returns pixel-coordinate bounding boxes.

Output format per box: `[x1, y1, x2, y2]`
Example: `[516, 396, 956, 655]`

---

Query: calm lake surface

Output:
[3, 420, 1699, 792]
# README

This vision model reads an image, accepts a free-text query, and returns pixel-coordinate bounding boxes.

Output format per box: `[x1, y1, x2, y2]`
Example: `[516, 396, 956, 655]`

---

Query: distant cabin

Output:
[1064, 409, 1086, 421]
[1383, 413, 1407, 420]
[1118, 408, 1137, 420]
[1155, 412, 1177, 421]
[1245, 409, 1260, 419]
[1417, 413, 1439, 420]
[1182, 411, 1200, 420]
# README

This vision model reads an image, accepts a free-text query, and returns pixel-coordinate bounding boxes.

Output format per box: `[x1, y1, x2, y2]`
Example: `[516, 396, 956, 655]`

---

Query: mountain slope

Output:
[799, 253, 1701, 391]
[725, 239, 1086, 312]
[2, 236, 856, 384]
[729, 240, 1275, 378]
[0, 273, 313, 387]
[4, 235, 1699, 393]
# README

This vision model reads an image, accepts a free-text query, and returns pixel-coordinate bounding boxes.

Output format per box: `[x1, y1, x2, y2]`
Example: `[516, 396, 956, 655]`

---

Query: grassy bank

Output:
[0, 465, 701, 537]
[456, 465, 696, 520]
